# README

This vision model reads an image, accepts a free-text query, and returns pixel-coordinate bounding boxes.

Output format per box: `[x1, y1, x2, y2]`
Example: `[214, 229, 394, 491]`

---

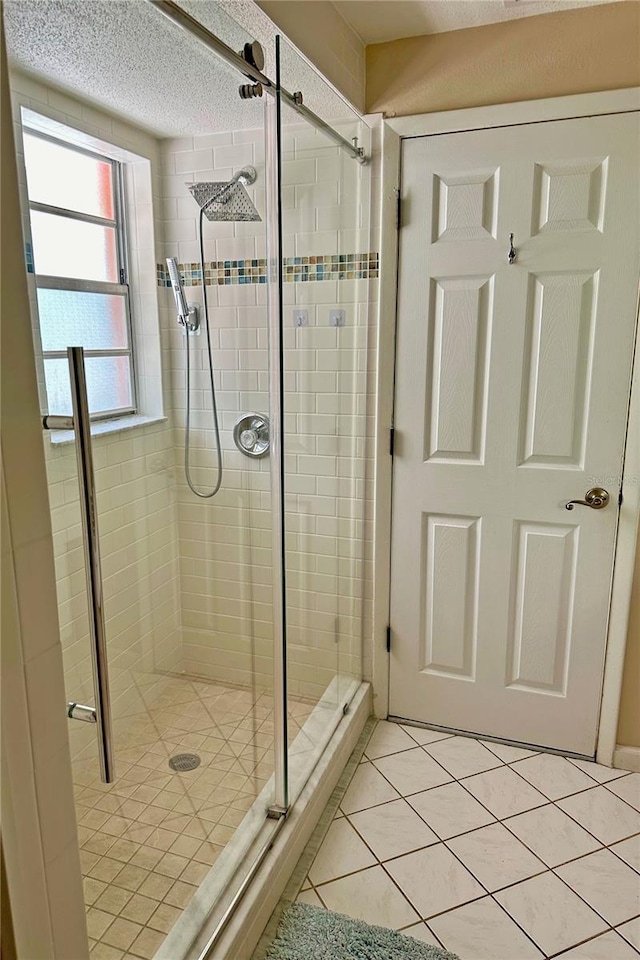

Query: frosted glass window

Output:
[44, 356, 133, 416]
[37, 289, 129, 352]
[30, 210, 118, 283]
[23, 133, 115, 220]
[24, 125, 136, 418]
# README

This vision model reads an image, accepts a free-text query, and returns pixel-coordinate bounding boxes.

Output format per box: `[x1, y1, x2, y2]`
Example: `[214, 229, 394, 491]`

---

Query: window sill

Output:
[48, 414, 168, 445]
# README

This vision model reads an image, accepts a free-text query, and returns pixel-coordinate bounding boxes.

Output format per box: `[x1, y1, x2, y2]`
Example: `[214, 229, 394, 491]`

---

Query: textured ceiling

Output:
[333, 0, 616, 44]
[3, 0, 356, 136]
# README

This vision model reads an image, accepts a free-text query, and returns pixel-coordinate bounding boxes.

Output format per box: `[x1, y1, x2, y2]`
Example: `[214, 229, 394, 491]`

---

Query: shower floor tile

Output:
[76, 675, 314, 959]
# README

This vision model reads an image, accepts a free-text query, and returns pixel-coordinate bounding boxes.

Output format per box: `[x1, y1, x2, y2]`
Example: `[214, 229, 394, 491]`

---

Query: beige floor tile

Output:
[164, 880, 197, 909]
[340, 761, 400, 814]
[556, 849, 640, 925]
[617, 917, 640, 951]
[102, 918, 142, 951]
[72, 678, 315, 958]
[605, 773, 640, 811]
[447, 823, 546, 892]
[510, 754, 598, 800]
[557, 786, 640, 844]
[317, 865, 419, 929]
[296, 888, 324, 907]
[119, 894, 157, 925]
[94, 885, 133, 916]
[84, 833, 118, 857]
[107, 839, 139, 864]
[86, 908, 115, 940]
[480, 741, 538, 763]
[128, 926, 165, 959]
[89, 859, 125, 884]
[503, 803, 601, 867]
[113, 864, 148, 893]
[154, 852, 189, 879]
[462, 767, 547, 820]
[559, 930, 640, 959]
[385, 843, 484, 919]
[429, 895, 543, 959]
[168, 835, 202, 858]
[424, 737, 502, 780]
[90, 942, 124, 960]
[610, 833, 640, 872]
[567, 757, 631, 784]
[129, 847, 163, 871]
[364, 721, 419, 759]
[180, 860, 211, 885]
[84, 877, 108, 906]
[400, 923, 444, 950]
[309, 819, 376, 885]
[495, 872, 607, 955]
[348, 798, 439, 861]
[399, 726, 454, 746]
[373, 748, 453, 796]
[407, 781, 495, 841]
[147, 902, 182, 934]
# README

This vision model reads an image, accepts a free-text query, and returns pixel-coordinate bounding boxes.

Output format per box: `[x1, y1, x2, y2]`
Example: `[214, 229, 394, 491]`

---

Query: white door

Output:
[389, 113, 639, 756]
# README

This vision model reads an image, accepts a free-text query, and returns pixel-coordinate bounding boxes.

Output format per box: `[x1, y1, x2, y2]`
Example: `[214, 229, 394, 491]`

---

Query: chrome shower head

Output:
[187, 167, 260, 222]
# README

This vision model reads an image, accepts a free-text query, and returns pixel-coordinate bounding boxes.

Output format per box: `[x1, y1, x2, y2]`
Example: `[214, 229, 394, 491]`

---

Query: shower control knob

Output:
[241, 429, 258, 448]
[233, 414, 270, 458]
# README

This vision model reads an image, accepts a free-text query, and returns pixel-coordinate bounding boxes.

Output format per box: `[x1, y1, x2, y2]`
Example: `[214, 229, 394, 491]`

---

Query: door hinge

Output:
[396, 190, 402, 230]
[386, 625, 391, 653]
[618, 488, 624, 507]
[389, 426, 395, 456]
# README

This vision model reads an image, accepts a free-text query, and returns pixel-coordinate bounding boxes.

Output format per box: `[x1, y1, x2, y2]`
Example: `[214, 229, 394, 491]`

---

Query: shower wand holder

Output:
[179, 303, 201, 335]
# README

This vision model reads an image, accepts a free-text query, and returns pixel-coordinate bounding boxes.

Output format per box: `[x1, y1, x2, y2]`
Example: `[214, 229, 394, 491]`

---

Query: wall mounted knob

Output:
[233, 414, 270, 458]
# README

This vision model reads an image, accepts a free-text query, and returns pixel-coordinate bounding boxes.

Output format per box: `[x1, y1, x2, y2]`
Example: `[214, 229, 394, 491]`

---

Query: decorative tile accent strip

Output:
[156, 253, 379, 288]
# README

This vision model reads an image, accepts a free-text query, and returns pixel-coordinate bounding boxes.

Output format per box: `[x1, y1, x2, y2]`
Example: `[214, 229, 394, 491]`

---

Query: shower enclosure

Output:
[6, 1, 372, 955]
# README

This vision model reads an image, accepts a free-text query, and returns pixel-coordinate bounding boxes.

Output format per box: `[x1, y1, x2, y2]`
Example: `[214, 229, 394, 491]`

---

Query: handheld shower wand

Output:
[166, 257, 189, 322]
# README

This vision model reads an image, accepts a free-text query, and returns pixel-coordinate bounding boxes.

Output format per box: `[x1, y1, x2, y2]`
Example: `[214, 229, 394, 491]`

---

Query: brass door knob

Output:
[566, 487, 610, 511]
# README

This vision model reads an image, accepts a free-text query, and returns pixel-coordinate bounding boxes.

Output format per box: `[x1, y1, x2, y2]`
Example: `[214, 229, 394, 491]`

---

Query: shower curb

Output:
[250, 713, 377, 959]
[205, 682, 372, 960]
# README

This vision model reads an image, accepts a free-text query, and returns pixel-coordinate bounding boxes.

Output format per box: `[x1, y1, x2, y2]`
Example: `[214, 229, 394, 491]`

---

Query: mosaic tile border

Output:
[156, 253, 379, 288]
[25, 241, 34, 274]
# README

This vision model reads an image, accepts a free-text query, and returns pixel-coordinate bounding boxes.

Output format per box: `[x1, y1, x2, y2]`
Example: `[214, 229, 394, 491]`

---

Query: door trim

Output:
[372, 88, 640, 768]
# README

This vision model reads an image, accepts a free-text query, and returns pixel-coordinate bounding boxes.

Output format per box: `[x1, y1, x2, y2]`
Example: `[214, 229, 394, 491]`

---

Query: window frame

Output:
[25, 128, 137, 421]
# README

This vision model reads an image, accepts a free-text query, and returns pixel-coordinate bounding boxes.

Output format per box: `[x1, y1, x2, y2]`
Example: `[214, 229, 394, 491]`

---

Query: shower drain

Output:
[169, 753, 201, 772]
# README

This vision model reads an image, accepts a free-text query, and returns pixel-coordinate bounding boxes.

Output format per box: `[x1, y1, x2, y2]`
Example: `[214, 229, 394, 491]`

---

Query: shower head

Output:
[187, 167, 261, 222]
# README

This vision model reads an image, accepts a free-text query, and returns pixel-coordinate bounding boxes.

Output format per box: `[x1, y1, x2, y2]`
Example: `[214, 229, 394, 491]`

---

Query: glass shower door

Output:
[275, 36, 371, 805]
[13, 7, 285, 955]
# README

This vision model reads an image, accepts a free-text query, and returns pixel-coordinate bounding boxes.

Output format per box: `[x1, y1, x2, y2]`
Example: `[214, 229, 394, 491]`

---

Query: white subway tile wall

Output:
[161, 120, 375, 703]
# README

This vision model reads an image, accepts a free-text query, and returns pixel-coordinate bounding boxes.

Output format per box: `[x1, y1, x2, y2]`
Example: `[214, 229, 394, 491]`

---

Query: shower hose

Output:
[183, 204, 223, 498]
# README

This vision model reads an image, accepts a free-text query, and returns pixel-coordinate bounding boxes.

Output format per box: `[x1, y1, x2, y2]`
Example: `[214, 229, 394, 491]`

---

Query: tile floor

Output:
[298, 720, 640, 959]
[75, 675, 314, 960]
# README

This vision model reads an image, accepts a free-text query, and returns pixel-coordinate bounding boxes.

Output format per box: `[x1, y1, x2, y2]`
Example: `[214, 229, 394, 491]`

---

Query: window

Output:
[24, 131, 136, 419]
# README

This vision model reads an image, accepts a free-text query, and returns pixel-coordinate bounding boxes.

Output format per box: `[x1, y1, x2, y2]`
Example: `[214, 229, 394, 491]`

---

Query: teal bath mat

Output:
[264, 903, 459, 960]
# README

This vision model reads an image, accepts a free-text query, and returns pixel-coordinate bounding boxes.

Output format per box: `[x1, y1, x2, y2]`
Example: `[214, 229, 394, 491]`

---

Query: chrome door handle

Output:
[43, 347, 114, 783]
[565, 487, 610, 511]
